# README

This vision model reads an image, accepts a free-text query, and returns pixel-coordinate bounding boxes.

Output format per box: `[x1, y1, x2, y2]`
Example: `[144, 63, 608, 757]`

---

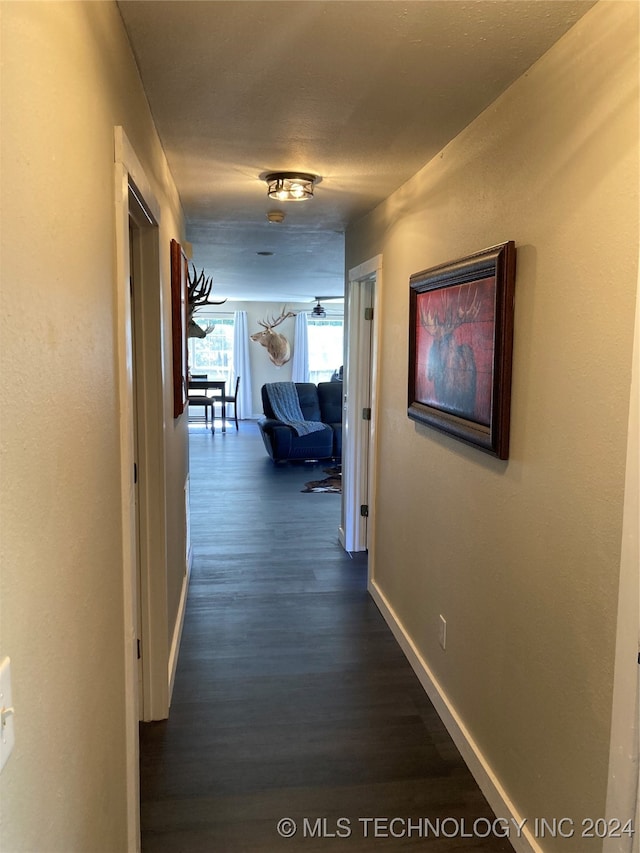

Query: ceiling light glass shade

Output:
[265, 172, 316, 202]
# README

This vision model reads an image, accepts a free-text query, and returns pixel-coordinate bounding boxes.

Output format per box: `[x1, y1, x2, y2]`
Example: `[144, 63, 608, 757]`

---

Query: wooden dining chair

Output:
[187, 374, 214, 428]
[218, 375, 241, 431]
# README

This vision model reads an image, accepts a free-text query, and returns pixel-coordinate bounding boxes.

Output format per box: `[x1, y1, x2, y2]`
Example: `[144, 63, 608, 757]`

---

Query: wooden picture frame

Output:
[170, 238, 188, 418]
[408, 241, 516, 459]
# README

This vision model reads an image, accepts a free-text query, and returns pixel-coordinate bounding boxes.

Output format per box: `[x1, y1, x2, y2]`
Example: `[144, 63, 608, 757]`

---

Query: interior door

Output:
[129, 222, 144, 711]
[341, 257, 381, 553]
[127, 187, 169, 722]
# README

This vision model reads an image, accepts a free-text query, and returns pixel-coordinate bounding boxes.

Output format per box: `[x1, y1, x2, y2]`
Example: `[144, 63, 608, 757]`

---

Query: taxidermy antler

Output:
[187, 263, 226, 338]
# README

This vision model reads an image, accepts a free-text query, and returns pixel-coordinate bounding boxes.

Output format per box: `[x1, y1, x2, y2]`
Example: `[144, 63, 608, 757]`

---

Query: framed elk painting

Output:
[170, 238, 188, 418]
[408, 241, 516, 459]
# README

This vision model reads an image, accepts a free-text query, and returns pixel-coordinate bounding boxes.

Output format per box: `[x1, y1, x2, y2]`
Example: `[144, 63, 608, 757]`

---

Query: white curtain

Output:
[233, 311, 253, 419]
[291, 311, 309, 382]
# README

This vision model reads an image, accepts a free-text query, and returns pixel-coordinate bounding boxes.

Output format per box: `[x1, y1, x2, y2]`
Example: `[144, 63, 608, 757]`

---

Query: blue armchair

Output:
[258, 382, 343, 463]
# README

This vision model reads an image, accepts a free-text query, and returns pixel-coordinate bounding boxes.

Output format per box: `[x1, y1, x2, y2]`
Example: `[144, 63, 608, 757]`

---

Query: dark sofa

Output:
[258, 381, 343, 462]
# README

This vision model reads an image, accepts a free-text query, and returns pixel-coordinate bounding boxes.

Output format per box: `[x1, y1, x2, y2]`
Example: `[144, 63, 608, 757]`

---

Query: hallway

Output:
[139, 423, 512, 852]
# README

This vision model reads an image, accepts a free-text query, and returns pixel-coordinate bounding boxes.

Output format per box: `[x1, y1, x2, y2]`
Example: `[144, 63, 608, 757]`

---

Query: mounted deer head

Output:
[250, 308, 295, 366]
[187, 263, 226, 338]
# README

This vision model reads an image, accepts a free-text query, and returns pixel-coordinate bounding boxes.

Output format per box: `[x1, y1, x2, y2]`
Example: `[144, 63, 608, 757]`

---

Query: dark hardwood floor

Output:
[139, 422, 512, 852]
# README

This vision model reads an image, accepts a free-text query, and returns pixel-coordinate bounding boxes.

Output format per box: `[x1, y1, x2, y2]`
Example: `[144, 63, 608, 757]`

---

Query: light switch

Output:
[0, 657, 15, 772]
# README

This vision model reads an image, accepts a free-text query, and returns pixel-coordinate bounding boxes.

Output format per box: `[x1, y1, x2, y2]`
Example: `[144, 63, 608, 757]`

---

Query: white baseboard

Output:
[168, 550, 192, 705]
[368, 578, 544, 853]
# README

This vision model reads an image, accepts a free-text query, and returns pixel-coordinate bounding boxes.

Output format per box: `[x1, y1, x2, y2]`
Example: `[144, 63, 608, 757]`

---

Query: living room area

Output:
[185, 297, 345, 429]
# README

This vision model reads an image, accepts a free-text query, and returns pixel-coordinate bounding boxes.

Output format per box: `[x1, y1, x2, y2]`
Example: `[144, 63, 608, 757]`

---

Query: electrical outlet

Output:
[439, 615, 447, 650]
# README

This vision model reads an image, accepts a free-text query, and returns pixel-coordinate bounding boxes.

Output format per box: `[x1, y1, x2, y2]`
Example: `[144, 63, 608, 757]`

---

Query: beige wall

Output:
[346, 2, 638, 848]
[0, 2, 187, 850]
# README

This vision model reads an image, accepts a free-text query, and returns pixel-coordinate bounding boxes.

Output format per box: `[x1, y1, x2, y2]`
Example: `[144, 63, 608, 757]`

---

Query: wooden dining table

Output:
[188, 379, 226, 432]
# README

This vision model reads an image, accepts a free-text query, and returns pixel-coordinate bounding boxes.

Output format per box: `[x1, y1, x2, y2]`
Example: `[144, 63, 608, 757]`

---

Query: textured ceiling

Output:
[117, 0, 594, 302]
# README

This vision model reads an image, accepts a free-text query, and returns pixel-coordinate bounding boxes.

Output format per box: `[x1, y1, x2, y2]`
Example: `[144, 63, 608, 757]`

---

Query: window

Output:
[188, 316, 235, 384]
[307, 317, 344, 384]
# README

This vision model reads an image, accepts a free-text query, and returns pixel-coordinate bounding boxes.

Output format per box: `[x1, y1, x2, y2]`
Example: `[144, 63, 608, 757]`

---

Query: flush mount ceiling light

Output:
[264, 172, 317, 202]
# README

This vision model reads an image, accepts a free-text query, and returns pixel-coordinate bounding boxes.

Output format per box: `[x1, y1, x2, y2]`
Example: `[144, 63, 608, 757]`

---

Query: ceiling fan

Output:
[309, 296, 343, 318]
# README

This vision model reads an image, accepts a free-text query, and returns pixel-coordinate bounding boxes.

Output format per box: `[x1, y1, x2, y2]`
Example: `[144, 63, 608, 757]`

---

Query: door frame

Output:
[341, 255, 382, 560]
[604, 261, 640, 853]
[114, 126, 166, 851]
[128, 197, 170, 722]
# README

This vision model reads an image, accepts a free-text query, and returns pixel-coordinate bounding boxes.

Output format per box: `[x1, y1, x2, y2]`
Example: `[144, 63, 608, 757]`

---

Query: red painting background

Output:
[414, 276, 496, 426]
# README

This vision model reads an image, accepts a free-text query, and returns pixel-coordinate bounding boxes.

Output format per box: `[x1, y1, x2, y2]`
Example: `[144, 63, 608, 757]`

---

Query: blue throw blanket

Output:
[265, 383, 326, 436]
